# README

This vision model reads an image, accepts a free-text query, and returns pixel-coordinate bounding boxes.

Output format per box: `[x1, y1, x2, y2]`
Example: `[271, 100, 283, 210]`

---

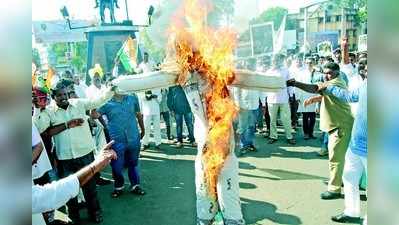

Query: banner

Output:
[116, 36, 138, 74]
[250, 22, 274, 57]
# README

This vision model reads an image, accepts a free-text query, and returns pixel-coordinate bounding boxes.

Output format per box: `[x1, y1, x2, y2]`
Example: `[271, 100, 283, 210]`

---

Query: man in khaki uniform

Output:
[287, 62, 354, 199]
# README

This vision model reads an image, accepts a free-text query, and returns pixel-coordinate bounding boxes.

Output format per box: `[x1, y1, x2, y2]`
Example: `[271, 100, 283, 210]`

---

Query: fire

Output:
[166, 0, 239, 199]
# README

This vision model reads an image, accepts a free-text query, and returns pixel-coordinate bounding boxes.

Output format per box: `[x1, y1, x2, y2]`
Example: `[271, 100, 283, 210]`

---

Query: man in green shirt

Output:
[287, 62, 354, 200]
[33, 79, 115, 224]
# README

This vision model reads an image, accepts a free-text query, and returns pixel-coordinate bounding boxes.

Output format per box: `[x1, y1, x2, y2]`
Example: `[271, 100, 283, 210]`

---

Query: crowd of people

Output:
[32, 37, 367, 225]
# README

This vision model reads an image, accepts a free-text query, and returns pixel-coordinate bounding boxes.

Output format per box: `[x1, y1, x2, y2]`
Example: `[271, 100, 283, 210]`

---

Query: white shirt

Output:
[74, 82, 88, 98]
[139, 89, 161, 116]
[85, 84, 105, 99]
[32, 174, 80, 214]
[295, 69, 318, 113]
[32, 125, 52, 179]
[265, 67, 294, 104]
[232, 87, 260, 110]
[138, 62, 154, 74]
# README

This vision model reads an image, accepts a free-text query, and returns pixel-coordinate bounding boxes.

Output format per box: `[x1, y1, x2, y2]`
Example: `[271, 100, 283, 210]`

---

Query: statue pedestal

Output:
[85, 25, 138, 82]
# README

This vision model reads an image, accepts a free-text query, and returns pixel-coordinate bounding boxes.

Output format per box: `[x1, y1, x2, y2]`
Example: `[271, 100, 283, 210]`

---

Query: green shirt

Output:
[33, 88, 114, 160]
[319, 76, 354, 132]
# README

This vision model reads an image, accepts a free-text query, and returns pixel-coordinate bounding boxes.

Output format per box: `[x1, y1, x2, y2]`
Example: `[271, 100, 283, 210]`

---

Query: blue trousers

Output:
[238, 109, 257, 148]
[175, 112, 195, 143]
[111, 141, 141, 189]
[322, 132, 329, 150]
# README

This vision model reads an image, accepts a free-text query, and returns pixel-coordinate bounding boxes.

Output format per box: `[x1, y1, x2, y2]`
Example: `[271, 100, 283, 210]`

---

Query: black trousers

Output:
[264, 103, 271, 131]
[290, 100, 299, 127]
[57, 152, 100, 220]
[302, 112, 316, 136]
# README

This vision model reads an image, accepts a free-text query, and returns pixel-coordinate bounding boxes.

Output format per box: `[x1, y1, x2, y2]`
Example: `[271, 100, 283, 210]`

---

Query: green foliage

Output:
[239, 7, 292, 42]
[332, 0, 367, 23]
[140, 29, 165, 63]
[71, 42, 87, 73]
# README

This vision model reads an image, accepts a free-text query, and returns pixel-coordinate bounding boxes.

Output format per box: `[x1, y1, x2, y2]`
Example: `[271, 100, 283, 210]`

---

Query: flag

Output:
[273, 15, 286, 54]
[45, 67, 55, 91]
[116, 36, 138, 74]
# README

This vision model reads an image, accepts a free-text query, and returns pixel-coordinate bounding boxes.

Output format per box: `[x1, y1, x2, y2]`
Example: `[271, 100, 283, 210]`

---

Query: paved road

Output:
[80, 126, 367, 225]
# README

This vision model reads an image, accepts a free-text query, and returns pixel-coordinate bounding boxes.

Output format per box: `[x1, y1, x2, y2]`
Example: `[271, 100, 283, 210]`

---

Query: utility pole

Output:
[125, 0, 130, 21]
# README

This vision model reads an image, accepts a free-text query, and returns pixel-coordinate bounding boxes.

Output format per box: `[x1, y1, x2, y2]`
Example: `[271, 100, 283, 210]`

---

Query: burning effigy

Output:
[112, 0, 284, 223]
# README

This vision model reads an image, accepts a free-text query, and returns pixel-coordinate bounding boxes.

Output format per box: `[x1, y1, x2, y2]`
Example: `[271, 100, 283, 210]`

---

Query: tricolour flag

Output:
[116, 36, 138, 74]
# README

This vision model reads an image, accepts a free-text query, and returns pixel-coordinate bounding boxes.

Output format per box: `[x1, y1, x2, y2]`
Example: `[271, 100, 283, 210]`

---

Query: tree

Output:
[70, 42, 87, 73]
[332, 0, 367, 23]
[239, 7, 293, 42]
[207, 0, 235, 26]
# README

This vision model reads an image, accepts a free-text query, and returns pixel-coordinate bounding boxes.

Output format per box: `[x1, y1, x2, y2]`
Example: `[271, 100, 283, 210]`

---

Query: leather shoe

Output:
[321, 191, 341, 200]
[91, 211, 103, 223]
[331, 213, 360, 223]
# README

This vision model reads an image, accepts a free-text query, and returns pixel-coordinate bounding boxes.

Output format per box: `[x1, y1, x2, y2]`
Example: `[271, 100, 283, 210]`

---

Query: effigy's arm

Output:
[230, 69, 285, 92]
[111, 71, 178, 94]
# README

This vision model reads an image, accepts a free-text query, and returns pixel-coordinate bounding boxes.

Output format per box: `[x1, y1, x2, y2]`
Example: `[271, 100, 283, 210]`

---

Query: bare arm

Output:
[303, 95, 323, 107]
[45, 119, 85, 136]
[287, 79, 320, 94]
[136, 112, 145, 139]
[32, 142, 44, 165]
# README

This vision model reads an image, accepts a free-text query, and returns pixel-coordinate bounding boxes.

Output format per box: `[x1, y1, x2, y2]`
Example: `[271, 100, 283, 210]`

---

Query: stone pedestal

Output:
[85, 25, 137, 82]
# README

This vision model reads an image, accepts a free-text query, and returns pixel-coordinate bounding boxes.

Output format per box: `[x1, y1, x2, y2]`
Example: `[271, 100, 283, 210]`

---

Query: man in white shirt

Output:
[137, 52, 154, 74]
[73, 74, 88, 99]
[295, 57, 319, 140]
[33, 142, 117, 225]
[233, 87, 261, 155]
[140, 89, 162, 149]
[266, 53, 296, 145]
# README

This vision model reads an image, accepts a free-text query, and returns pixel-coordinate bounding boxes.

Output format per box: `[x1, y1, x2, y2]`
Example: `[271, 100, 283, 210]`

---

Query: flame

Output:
[167, 0, 238, 200]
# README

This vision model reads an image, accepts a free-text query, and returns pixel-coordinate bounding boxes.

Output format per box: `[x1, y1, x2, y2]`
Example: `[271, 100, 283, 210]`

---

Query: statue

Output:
[95, 0, 119, 24]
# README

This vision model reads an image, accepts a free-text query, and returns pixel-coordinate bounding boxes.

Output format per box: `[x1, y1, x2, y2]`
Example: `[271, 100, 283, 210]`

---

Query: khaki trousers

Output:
[268, 103, 293, 140]
[327, 127, 352, 192]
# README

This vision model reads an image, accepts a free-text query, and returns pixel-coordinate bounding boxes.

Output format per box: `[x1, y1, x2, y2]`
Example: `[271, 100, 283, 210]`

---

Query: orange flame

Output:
[167, 0, 238, 200]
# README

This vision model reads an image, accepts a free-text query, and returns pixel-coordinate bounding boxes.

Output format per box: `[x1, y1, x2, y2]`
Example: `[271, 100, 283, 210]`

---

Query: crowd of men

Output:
[32, 37, 367, 225]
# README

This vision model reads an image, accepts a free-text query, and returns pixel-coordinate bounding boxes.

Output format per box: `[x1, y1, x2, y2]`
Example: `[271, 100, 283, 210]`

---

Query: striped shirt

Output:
[325, 81, 367, 156]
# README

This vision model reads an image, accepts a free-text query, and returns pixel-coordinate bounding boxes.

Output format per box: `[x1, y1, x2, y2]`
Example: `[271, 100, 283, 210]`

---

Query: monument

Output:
[60, 0, 154, 82]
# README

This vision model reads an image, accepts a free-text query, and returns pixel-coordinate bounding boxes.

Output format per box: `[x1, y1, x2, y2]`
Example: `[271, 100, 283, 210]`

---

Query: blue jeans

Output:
[322, 132, 329, 150]
[175, 112, 195, 143]
[238, 109, 257, 148]
[111, 141, 141, 189]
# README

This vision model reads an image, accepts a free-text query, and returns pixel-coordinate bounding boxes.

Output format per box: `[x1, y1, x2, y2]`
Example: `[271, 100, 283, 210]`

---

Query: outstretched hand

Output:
[286, 79, 296, 87]
[94, 140, 117, 172]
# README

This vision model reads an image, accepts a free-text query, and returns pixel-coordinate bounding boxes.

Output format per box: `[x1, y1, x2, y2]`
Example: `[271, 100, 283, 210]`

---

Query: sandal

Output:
[130, 186, 146, 195]
[111, 189, 123, 198]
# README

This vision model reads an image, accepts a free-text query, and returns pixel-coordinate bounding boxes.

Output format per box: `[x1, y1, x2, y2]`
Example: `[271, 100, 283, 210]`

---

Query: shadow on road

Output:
[241, 197, 302, 225]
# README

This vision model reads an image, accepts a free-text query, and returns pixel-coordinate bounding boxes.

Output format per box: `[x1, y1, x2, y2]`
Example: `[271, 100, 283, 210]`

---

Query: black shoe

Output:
[130, 185, 146, 195]
[320, 191, 341, 200]
[90, 211, 103, 224]
[304, 134, 310, 140]
[248, 144, 257, 152]
[142, 144, 150, 150]
[331, 213, 360, 223]
[111, 189, 123, 198]
[239, 147, 248, 156]
[48, 219, 73, 225]
[287, 139, 296, 145]
[268, 138, 277, 144]
[96, 177, 112, 186]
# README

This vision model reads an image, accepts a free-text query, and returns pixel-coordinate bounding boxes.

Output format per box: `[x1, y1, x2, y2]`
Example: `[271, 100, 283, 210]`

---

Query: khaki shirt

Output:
[33, 88, 114, 160]
[319, 76, 354, 133]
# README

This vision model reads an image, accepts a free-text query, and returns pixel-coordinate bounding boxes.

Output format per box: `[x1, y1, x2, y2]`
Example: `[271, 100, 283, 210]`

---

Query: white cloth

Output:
[32, 125, 52, 179]
[74, 83, 88, 98]
[32, 174, 80, 214]
[138, 62, 154, 74]
[265, 67, 294, 104]
[142, 114, 161, 146]
[183, 73, 244, 224]
[139, 89, 161, 116]
[347, 73, 365, 115]
[295, 69, 318, 113]
[268, 103, 293, 139]
[232, 87, 261, 110]
[85, 84, 105, 100]
[343, 149, 367, 218]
